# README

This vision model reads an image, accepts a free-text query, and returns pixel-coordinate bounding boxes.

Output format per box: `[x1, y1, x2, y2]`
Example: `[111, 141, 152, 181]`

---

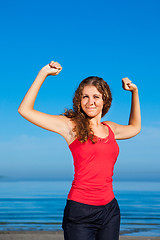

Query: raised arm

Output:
[18, 61, 72, 140]
[106, 77, 141, 140]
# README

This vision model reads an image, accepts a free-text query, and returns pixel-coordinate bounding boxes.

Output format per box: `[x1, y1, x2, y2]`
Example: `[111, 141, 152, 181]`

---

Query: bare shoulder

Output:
[103, 121, 117, 134]
[103, 120, 141, 140]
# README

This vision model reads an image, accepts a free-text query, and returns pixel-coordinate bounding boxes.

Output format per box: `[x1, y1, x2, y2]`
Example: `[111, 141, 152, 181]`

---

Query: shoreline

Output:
[0, 231, 159, 240]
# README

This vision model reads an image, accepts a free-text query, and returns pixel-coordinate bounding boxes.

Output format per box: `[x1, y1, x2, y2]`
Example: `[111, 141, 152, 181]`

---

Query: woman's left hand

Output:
[122, 77, 138, 92]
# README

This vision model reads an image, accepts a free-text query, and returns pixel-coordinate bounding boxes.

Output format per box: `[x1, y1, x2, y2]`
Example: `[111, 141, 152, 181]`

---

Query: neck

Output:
[89, 115, 102, 126]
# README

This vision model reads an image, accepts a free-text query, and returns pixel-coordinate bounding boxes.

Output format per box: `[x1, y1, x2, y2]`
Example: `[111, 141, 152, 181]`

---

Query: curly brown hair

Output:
[63, 76, 112, 143]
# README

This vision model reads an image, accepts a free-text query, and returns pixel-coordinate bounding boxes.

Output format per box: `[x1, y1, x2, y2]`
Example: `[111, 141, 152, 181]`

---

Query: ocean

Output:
[0, 180, 159, 236]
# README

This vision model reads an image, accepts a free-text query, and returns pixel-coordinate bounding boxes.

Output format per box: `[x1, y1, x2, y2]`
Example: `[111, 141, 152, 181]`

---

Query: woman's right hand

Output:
[41, 61, 62, 76]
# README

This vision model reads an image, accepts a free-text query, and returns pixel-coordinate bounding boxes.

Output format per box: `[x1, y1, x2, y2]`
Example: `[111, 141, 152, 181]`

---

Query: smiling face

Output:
[81, 85, 104, 118]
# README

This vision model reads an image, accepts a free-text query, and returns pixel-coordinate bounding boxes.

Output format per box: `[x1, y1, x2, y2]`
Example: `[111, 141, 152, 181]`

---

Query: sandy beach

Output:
[0, 231, 159, 240]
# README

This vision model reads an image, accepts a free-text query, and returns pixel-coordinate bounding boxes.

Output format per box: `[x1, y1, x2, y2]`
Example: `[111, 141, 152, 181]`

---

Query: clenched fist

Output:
[42, 61, 62, 76]
[122, 77, 138, 92]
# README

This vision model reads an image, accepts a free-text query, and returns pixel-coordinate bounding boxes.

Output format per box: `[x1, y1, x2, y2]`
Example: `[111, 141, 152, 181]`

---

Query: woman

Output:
[18, 61, 141, 240]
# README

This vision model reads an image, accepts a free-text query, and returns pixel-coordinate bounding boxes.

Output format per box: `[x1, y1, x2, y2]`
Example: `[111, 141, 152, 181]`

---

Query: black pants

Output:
[62, 198, 121, 240]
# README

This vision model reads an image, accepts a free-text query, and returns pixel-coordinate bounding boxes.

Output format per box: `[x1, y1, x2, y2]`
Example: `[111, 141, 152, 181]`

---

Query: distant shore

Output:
[0, 231, 160, 240]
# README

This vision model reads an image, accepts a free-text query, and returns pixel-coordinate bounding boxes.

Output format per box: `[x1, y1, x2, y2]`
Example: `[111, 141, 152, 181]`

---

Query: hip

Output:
[62, 197, 121, 228]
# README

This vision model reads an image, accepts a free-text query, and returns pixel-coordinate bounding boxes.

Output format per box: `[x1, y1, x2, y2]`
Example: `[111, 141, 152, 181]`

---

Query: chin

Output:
[87, 115, 96, 118]
[86, 112, 99, 118]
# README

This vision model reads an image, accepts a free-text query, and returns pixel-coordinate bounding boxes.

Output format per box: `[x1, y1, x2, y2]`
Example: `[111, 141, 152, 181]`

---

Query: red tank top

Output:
[67, 122, 119, 206]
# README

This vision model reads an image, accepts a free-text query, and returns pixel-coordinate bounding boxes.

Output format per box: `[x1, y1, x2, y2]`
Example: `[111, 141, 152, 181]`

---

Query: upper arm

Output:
[104, 121, 141, 140]
[18, 108, 73, 139]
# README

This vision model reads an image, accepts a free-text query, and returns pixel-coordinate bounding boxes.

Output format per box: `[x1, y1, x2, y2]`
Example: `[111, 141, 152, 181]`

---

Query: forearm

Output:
[18, 69, 48, 113]
[128, 89, 141, 131]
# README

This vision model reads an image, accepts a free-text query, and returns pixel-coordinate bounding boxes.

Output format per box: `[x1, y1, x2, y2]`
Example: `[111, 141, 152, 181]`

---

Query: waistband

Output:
[66, 197, 116, 209]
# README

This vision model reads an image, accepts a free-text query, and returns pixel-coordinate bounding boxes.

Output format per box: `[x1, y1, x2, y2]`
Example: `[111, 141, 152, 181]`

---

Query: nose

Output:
[88, 97, 95, 105]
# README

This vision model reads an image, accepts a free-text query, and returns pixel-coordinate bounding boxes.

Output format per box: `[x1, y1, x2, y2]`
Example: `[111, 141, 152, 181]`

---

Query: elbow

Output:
[18, 107, 24, 115]
[138, 122, 141, 134]
[18, 107, 34, 120]
[130, 121, 141, 136]
[18, 107, 21, 114]
[17, 107, 29, 117]
[135, 126, 141, 136]
[129, 124, 141, 137]
[18, 107, 22, 114]
[137, 127, 141, 134]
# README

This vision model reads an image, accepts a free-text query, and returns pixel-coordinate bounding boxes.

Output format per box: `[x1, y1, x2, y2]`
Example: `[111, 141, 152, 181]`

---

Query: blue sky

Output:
[0, 0, 160, 181]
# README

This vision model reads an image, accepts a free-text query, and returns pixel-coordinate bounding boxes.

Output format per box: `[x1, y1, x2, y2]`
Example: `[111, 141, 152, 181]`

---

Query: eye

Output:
[94, 95, 100, 99]
[82, 95, 89, 99]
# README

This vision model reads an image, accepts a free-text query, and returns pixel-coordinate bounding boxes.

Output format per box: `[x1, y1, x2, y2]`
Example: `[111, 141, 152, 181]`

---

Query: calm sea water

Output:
[0, 180, 159, 236]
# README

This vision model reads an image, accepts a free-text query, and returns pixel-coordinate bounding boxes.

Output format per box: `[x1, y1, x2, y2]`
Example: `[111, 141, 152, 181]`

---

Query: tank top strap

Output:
[101, 122, 115, 139]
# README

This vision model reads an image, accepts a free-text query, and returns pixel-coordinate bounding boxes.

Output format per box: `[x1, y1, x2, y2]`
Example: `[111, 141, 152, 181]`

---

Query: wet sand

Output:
[0, 231, 159, 240]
